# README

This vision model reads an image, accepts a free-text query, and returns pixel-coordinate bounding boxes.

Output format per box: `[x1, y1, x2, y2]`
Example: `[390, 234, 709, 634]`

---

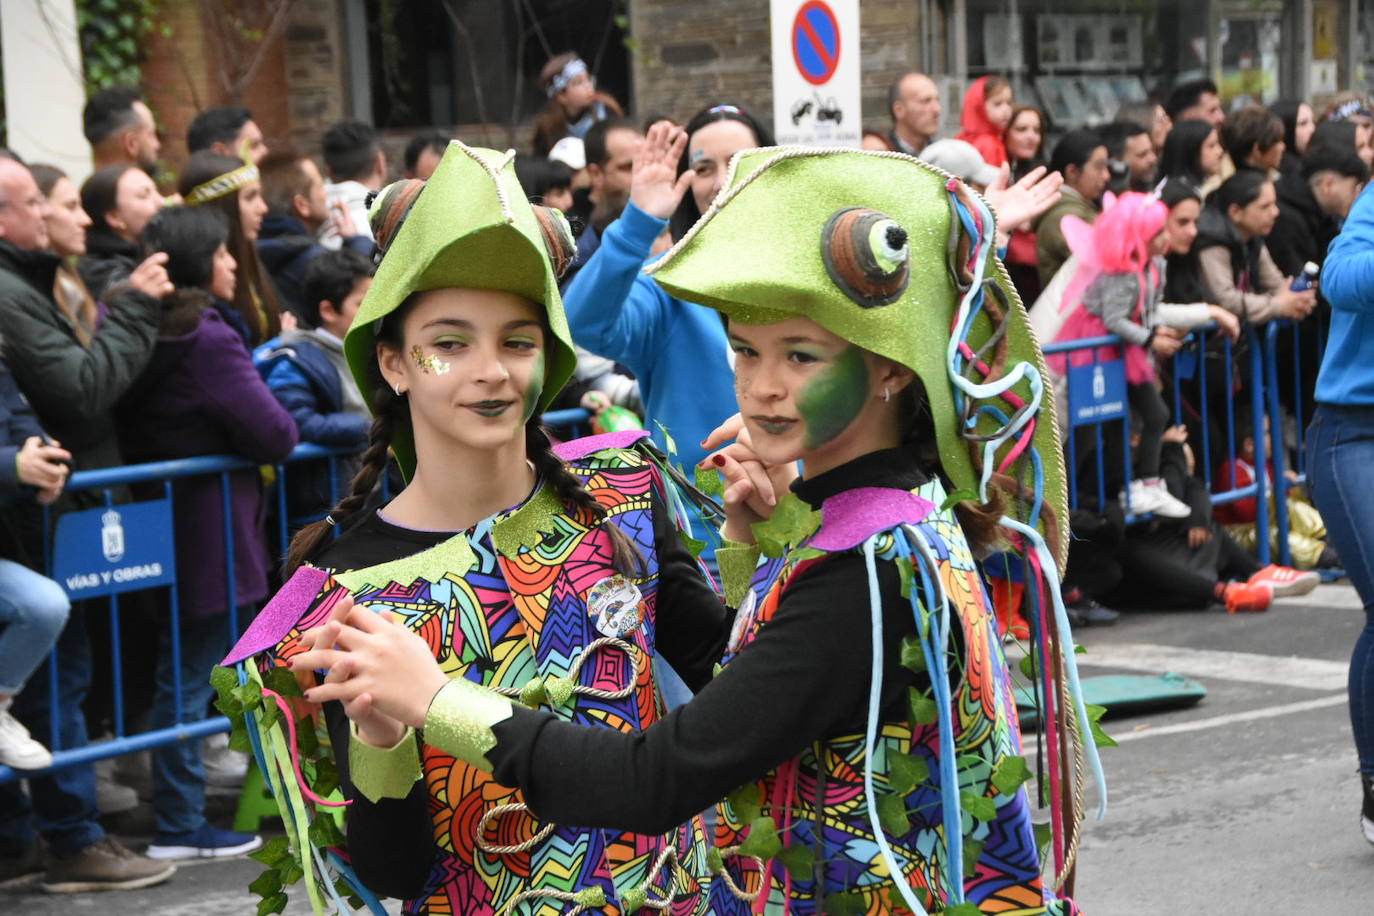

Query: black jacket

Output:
[0, 239, 159, 472]
[79, 227, 141, 301]
[1267, 169, 1338, 277]
[257, 214, 373, 322]
[1195, 204, 1268, 298]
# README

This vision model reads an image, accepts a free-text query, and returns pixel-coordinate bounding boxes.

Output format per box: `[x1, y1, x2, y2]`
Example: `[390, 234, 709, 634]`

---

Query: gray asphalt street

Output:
[4, 582, 1370, 914]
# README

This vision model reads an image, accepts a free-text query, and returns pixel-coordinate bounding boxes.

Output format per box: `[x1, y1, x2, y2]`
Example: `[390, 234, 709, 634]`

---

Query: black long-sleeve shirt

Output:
[330, 447, 932, 895]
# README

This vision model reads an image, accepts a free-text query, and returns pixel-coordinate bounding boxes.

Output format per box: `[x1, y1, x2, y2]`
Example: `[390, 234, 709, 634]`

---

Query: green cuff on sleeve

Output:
[716, 539, 762, 608]
[348, 723, 421, 804]
[422, 677, 515, 773]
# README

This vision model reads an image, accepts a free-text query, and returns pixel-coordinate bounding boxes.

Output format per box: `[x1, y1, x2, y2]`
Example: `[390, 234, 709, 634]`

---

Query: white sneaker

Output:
[1122, 478, 1191, 519]
[0, 704, 53, 771]
[202, 733, 248, 789]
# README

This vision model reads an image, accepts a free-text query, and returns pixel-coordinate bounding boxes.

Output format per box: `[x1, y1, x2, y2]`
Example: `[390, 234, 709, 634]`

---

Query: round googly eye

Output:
[821, 207, 910, 308]
[531, 205, 576, 278]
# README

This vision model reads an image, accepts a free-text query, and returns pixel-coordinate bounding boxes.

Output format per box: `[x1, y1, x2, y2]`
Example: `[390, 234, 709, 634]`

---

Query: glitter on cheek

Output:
[410, 345, 452, 375]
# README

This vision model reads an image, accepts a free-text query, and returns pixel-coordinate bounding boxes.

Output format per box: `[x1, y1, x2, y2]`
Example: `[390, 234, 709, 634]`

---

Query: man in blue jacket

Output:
[257, 151, 373, 322]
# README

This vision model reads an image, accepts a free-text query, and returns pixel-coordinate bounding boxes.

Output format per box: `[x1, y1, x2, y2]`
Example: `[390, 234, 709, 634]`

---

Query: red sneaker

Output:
[1224, 581, 1272, 614]
[1247, 564, 1320, 598]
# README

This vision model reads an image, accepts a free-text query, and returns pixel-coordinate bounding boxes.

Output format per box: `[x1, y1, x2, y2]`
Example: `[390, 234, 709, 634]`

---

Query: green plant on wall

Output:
[76, 0, 167, 91]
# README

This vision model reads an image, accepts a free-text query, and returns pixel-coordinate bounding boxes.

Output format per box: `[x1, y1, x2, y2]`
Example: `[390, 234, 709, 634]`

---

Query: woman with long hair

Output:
[1270, 98, 1316, 176]
[264, 145, 1095, 914]
[1159, 118, 1226, 194]
[118, 204, 296, 859]
[78, 164, 163, 299]
[1003, 105, 1047, 300]
[219, 143, 743, 915]
[179, 151, 282, 345]
[31, 165, 100, 345]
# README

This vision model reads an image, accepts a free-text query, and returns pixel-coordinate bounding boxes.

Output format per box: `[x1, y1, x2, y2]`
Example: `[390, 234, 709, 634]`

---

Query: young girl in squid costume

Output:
[244, 137, 1105, 914]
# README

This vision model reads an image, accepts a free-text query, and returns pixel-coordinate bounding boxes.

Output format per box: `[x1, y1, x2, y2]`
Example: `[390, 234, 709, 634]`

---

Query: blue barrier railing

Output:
[1041, 324, 1273, 564]
[0, 408, 594, 785]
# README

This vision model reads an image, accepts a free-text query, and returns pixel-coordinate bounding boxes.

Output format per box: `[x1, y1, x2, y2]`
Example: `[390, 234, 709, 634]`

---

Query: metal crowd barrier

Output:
[0, 408, 593, 785]
[1041, 323, 1277, 565]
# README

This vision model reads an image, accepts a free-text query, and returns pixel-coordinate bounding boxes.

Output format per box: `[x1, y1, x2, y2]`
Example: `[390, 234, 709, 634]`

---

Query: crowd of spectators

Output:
[0, 52, 1366, 892]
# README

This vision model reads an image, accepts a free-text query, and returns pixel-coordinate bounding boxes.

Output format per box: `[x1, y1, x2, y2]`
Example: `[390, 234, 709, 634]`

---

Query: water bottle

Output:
[1291, 261, 1319, 292]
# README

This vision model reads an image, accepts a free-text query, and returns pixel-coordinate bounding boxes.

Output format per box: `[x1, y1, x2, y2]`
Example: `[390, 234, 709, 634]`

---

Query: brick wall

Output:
[626, 0, 931, 134]
[142, 0, 347, 177]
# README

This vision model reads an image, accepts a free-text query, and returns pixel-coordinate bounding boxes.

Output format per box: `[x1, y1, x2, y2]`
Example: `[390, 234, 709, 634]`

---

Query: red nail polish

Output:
[712, 454, 726, 467]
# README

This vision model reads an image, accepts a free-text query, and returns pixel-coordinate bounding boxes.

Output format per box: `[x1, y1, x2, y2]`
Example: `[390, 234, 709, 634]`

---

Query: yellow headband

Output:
[185, 162, 259, 207]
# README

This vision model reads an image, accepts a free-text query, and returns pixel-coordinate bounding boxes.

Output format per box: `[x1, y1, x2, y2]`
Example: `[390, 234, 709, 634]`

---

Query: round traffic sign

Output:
[791, 1, 841, 86]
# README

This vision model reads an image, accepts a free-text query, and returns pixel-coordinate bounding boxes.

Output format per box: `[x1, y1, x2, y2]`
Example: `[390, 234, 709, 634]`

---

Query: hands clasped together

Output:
[291, 413, 797, 748]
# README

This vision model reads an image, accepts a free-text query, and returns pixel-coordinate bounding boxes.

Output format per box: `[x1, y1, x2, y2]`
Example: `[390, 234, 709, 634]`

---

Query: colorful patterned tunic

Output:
[714, 478, 1080, 915]
[243, 436, 739, 915]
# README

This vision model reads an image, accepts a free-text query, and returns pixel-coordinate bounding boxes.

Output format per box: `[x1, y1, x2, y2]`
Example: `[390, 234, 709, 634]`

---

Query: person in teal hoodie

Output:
[1308, 179, 1374, 848]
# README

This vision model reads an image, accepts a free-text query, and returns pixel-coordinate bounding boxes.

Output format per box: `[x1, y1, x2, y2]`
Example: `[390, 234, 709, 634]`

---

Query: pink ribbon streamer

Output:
[261, 687, 352, 809]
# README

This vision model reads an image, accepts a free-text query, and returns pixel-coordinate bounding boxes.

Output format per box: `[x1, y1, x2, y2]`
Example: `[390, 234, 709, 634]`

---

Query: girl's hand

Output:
[982, 165, 1063, 232]
[1206, 305, 1241, 341]
[700, 414, 800, 543]
[1151, 326, 1186, 358]
[302, 609, 408, 747]
[1187, 526, 1212, 549]
[292, 601, 449, 730]
[1162, 424, 1188, 444]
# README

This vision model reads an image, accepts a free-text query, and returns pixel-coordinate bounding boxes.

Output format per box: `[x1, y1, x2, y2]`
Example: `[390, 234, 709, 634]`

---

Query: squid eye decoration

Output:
[532, 205, 576, 279]
[821, 207, 910, 308]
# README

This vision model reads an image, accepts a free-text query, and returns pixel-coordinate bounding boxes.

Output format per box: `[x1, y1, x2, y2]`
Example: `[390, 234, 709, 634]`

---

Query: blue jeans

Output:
[0, 606, 103, 858]
[1307, 404, 1374, 777]
[0, 559, 69, 694]
[150, 610, 232, 835]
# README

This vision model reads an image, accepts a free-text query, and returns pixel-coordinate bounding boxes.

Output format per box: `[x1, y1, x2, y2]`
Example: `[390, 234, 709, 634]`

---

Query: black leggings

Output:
[1128, 381, 1170, 479]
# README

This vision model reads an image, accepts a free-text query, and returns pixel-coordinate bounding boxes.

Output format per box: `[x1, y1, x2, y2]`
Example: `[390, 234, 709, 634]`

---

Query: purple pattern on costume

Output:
[809, 487, 937, 551]
[551, 429, 650, 461]
[222, 565, 329, 664]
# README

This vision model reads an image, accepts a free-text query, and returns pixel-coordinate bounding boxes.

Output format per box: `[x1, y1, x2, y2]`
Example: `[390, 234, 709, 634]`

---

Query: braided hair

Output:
[285, 382, 403, 575]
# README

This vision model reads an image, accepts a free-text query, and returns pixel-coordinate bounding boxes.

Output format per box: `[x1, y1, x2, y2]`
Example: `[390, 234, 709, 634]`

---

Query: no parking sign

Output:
[770, 0, 861, 147]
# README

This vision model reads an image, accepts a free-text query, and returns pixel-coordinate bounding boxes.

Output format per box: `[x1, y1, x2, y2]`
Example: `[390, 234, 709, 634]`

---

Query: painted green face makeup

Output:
[521, 349, 546, 424]
[795, 345, 871, 449]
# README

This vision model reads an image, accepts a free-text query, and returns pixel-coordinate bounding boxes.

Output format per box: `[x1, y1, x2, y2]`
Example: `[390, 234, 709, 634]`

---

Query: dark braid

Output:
[285, 385, 403, 575]
[526, 423, 647, 578]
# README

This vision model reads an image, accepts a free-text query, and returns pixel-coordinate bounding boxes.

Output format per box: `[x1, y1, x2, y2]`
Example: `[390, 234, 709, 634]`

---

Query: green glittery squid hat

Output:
[344, 141, 578, 481]
[648, 147, 1067, 561]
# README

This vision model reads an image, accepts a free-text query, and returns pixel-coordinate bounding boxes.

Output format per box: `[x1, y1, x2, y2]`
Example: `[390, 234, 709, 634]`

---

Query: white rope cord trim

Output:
[474, 802, 557, 856]
[490, 636, 642, 706]
[713, 848, 769, 903]
[490, 836, 687, 915]
[451, 142, 520, 224]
